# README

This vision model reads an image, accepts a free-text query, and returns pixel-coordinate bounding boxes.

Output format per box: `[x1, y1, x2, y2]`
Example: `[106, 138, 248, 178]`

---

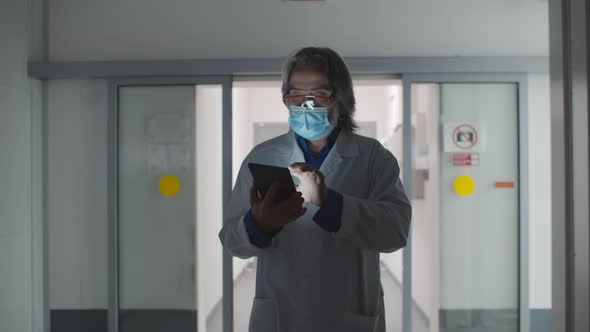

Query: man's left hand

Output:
[288, 163, 329, 206]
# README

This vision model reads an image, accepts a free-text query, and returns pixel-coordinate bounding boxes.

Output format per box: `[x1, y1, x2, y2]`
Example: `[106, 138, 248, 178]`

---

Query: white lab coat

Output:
[219, 130, 411, 332]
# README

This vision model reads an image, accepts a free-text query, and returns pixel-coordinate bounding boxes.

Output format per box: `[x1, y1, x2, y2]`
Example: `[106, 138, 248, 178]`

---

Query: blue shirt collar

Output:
[295, 126, 341, 157]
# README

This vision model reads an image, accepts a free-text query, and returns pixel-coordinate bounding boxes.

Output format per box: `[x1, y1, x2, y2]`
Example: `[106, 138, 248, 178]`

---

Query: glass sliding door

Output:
[408, 81, 520, 332]
[438, 83, 519, 332]
[116, 83, 224, 332]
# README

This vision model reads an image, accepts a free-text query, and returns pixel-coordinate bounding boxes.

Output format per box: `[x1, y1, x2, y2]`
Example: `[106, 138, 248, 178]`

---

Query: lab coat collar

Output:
[286, 130, 306, 163]
[320, 129, 358, 177]
[332, 129, 359, 158]
[286, 128, 359, 177]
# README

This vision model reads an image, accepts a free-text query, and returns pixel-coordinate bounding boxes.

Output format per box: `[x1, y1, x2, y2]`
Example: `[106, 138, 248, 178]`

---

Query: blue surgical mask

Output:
[288, 105, 334, 141]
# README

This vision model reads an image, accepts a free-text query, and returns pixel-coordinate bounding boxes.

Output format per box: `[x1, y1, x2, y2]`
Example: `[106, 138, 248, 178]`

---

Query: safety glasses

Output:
[283, 94, 334, 109]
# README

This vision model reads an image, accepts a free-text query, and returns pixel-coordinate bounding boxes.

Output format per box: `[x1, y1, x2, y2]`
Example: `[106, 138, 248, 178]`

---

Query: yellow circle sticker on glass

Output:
[453, 175, 475, 196]
[159, 174, 181, 197]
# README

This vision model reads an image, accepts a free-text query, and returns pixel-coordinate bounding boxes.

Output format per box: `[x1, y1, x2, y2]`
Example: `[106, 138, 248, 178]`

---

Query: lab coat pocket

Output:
[249, 298, 278, 332]
[342, 311, 378, 332]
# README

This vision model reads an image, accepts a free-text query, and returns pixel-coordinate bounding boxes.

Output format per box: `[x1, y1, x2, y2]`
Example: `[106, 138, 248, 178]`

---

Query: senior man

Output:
[219, 47, 411, 332]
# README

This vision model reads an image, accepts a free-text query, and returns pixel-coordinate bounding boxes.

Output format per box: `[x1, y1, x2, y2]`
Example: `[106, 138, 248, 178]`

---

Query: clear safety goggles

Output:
[283, 94, 334, 109]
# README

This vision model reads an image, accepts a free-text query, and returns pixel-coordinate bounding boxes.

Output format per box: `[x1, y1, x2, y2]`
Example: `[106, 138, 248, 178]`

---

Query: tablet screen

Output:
[248, 163, 296, 204]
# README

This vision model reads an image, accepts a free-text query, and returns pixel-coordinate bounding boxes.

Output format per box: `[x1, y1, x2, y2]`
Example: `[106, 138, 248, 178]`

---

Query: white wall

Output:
[49, 0, 548, 61]
[47, 79, 109, 309]
[0, 0, 45, 331]
[195, 85, 224, 331]
[527, 74, 551, 309]
[410, 84, 441, 330]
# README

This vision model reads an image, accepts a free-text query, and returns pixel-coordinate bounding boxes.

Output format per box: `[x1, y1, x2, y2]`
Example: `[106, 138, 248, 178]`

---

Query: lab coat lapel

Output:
[319, 150, 342, 178]
[320, 131, 358, 178]
[286, 130, 306, 164]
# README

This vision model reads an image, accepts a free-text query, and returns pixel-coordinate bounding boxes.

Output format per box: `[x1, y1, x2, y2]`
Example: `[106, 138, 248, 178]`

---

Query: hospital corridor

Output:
[1, 1, 588, 332]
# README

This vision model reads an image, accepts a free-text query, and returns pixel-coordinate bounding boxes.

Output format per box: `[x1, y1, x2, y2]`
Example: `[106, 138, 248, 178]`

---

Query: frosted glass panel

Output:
[118, 86, 197, 332]
[410, 83, 519, 332]
[439, 83, 519, 332]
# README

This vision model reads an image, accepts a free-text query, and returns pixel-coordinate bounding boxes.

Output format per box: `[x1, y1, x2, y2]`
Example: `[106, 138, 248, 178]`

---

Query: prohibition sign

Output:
[452, 124, 478, 150]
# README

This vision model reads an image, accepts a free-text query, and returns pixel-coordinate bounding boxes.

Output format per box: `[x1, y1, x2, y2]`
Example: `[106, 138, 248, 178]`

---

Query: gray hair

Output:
[281, 47, 358, 133]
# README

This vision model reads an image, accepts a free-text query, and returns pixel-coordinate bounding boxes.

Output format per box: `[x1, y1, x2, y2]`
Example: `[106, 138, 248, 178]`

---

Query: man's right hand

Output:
[250, 182, 307, 233]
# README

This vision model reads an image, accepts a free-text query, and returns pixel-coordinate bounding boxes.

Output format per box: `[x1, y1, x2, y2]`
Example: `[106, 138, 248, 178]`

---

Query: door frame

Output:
[401, 73, 529, 332]
[107, 76, 234, 332]
[105, 71, 531, 332]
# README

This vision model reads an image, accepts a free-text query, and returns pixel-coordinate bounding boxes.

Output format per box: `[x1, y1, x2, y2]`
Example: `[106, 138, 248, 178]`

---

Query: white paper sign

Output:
[147, 143, 191, 175]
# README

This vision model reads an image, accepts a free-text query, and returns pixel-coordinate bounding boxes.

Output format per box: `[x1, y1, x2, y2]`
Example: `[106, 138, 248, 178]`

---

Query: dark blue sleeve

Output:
[243, 209, 280, 248]
[313, 188, 343, 232]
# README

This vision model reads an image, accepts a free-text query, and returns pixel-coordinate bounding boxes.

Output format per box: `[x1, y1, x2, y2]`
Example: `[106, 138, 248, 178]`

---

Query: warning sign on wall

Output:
[452, 152, 480, 167]
[444, 122, 485, 152]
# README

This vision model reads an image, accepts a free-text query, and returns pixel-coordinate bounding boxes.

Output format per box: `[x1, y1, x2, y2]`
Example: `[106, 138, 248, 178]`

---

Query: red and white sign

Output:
[452, 124, 478, 150]
[452, 152, 480, 167]
[444, 122, 485, 152]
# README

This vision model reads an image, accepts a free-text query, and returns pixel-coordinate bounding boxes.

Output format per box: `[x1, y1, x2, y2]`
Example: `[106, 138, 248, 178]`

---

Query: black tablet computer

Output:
[248, 163, 296, 204]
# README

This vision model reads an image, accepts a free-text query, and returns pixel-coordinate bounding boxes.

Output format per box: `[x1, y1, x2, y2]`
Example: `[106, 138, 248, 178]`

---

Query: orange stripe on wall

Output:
[494, 181, 515, 188]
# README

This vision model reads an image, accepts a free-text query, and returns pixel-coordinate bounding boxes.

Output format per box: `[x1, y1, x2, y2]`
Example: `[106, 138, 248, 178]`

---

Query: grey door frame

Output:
[549, 1, 590, 332]
[401, 73, 530, 332]
[106, 71, 530, 332]
[107, 76, 234, 332]
[29, 57, 547, 79]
